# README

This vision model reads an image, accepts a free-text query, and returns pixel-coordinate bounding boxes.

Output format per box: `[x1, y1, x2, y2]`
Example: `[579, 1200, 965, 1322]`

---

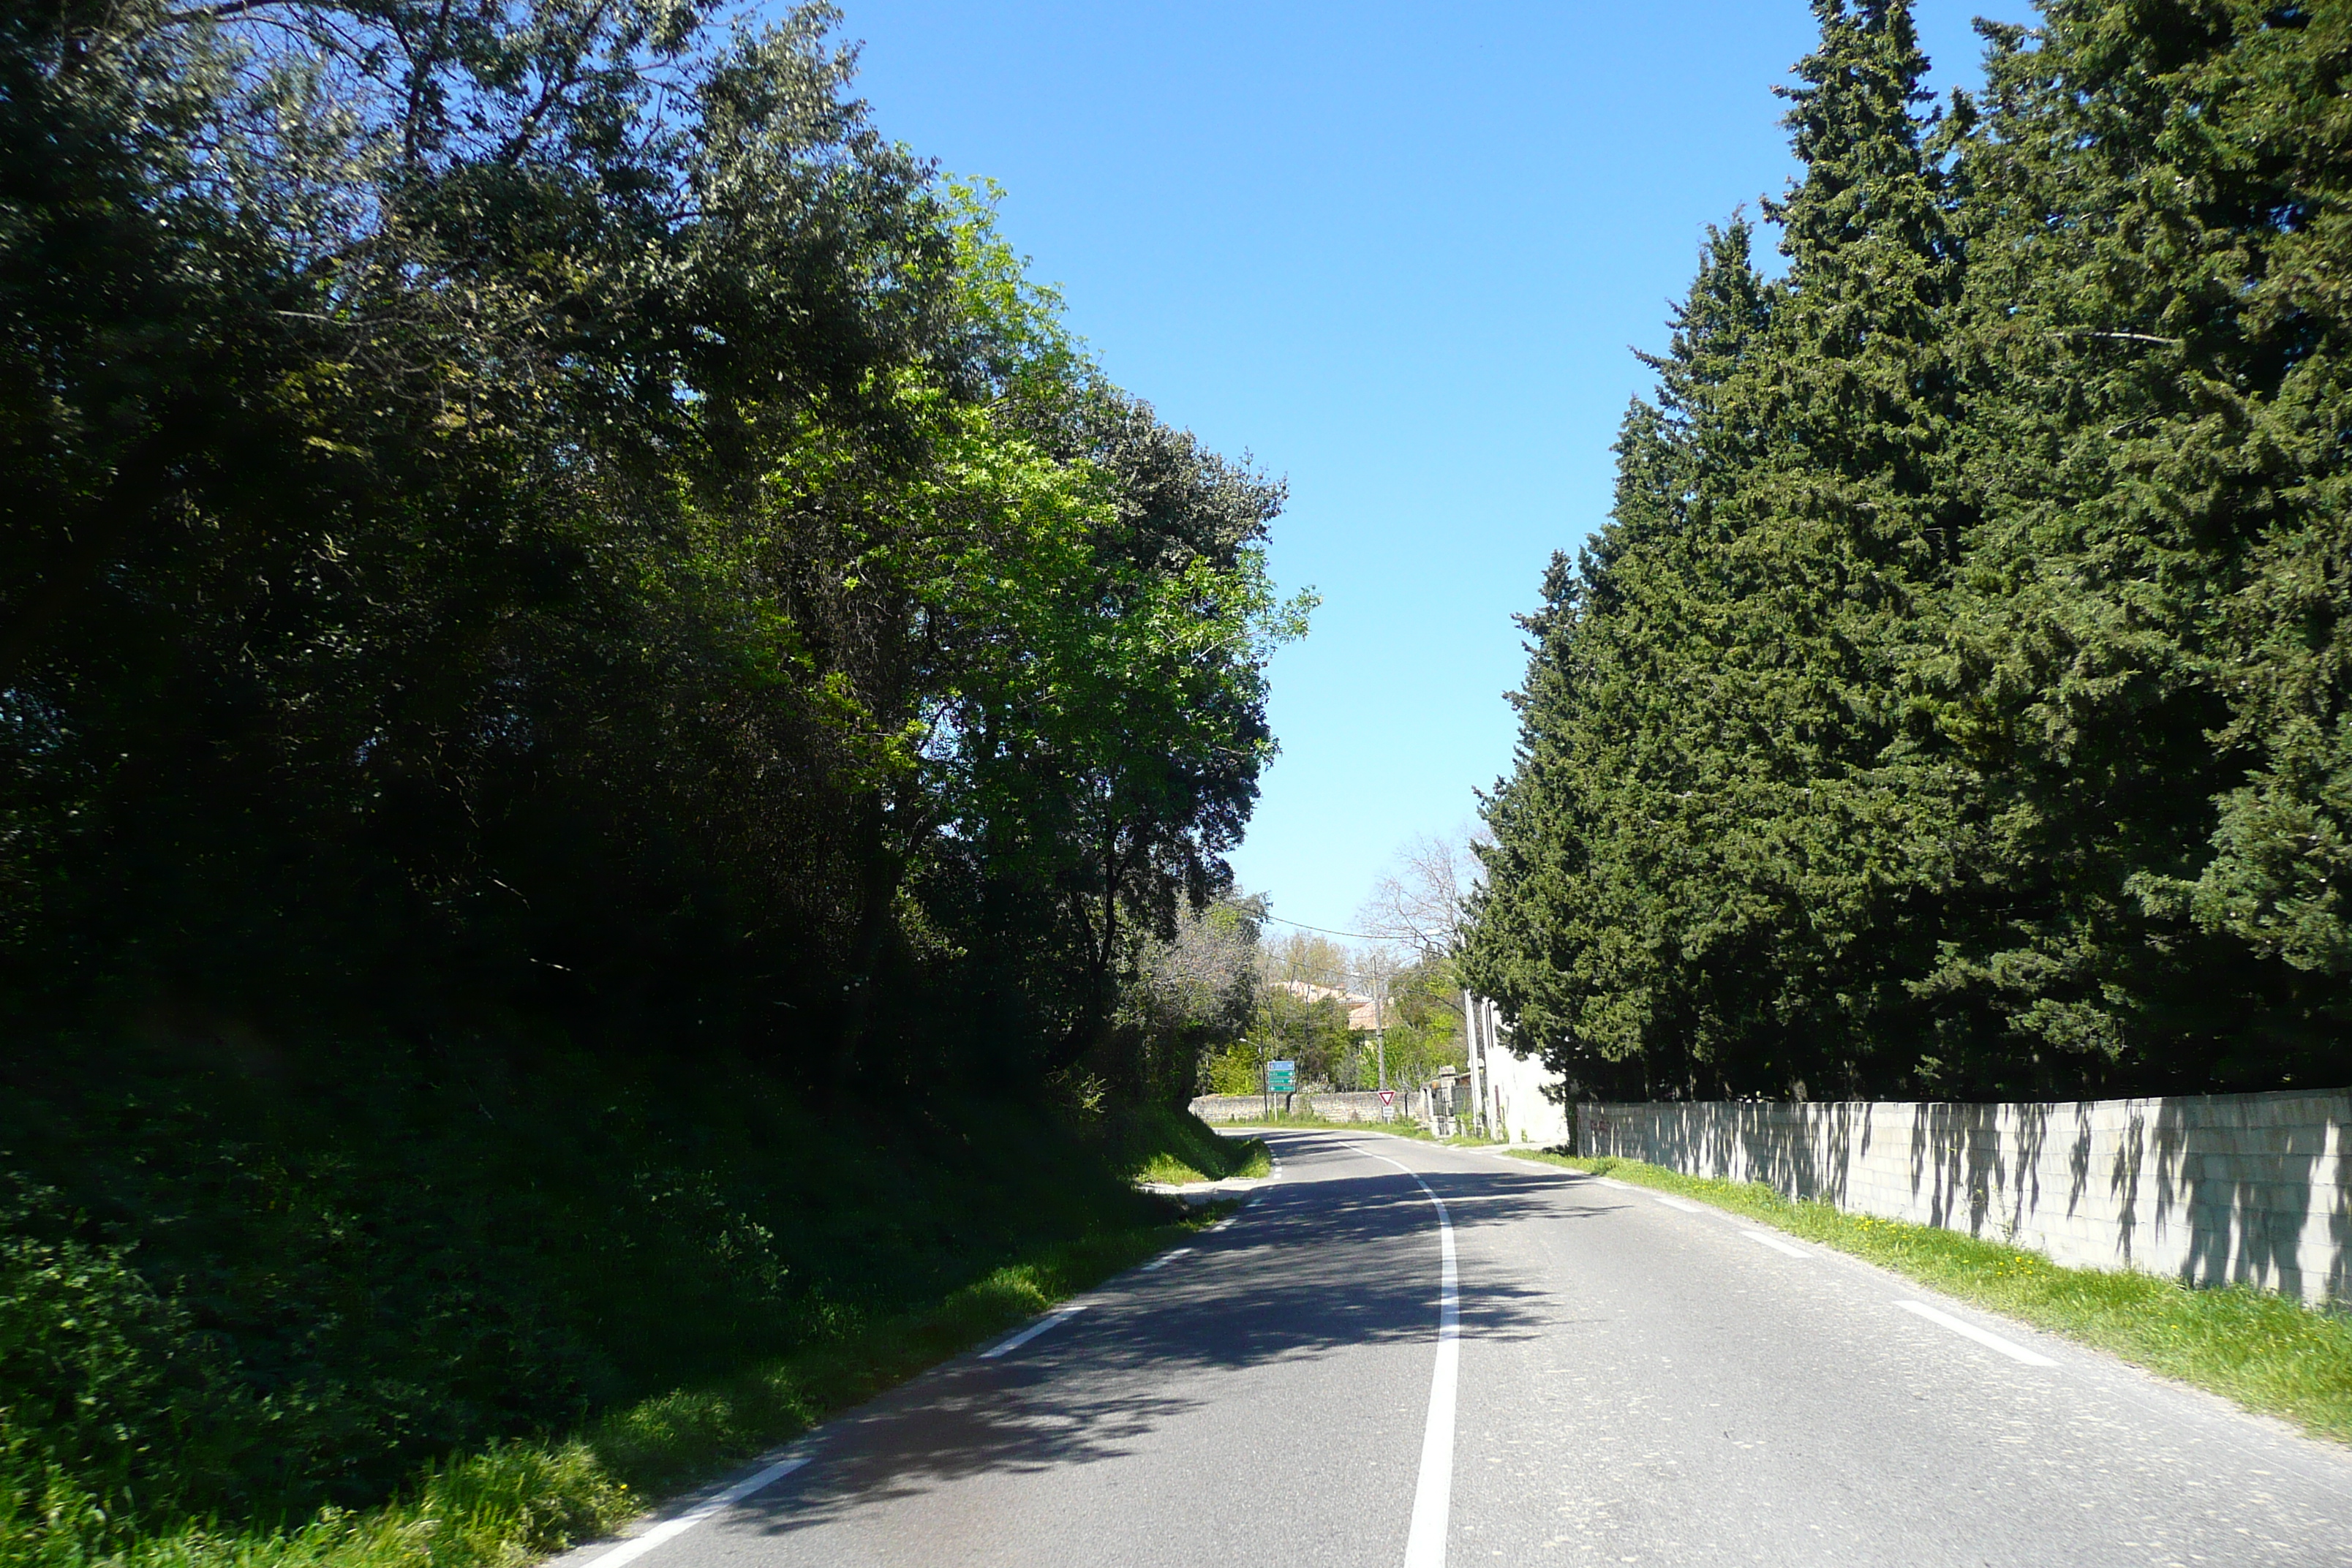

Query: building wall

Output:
[1580, 1091, 2352, 1305]
[1485, 1047, 1572, 1147]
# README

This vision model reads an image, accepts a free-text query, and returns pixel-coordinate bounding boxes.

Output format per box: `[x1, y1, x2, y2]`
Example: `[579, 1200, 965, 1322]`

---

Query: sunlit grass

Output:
[1117, 1107, 1270, 1185]
[1510, 1150, 2352, 1446]
[0, 1220, 1208, 1568]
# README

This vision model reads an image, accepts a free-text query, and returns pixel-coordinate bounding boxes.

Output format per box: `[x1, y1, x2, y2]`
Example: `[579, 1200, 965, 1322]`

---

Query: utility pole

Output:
[1372, 951, 1388, 1096]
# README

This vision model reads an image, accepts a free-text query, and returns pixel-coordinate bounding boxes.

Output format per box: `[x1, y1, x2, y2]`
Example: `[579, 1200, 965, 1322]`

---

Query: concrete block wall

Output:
[1580, 1090, 2352, 1305]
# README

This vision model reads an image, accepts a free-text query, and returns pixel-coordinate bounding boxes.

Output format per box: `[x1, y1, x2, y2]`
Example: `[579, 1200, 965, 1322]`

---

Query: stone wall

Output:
[1189, 1093, 1275, 1123]
[1188, 1091, 1403, 1125]
[1580, 1090, 2352, 1304]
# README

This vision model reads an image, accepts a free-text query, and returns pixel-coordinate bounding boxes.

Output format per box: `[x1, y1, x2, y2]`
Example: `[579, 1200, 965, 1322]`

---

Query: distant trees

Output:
[0, 0, 1305, 1096]
[1466, 0, 2352, 1102]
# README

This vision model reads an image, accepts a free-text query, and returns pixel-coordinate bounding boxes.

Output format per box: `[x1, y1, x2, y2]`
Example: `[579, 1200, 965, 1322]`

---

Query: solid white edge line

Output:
[579, 1453, 812, 1568]
[1741, 1229, 1809, 1259]
[1895, 1300, 2057, 1366]
[979, 1303, 1088, 1360]
[1339, 1142, 1458, 1568]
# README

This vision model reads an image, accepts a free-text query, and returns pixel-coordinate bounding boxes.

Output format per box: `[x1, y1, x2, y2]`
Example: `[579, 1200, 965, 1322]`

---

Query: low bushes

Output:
[0, 1030, 1195, 1568]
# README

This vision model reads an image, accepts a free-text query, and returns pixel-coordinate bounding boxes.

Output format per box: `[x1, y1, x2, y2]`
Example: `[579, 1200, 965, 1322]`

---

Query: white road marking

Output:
[1651, 1194, 1705, 1213]
[1895, 1300, 2057, 1366]
[579, 1453, 812, 1568]
[1741, 1229, 1809, 1258]
[1340, 1142, 1458, 1568]
[1139, 1246, 1193, 1273]
[979, 1304, 1088, 1360]
[1591, 1176, 1632, 1191]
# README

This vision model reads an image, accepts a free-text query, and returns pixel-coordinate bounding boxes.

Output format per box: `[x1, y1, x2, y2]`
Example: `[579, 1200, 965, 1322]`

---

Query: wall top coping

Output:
[1581, 1088, 2351, 1119]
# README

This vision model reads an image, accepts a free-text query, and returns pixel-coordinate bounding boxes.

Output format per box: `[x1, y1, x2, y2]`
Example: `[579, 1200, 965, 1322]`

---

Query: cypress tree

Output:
[1469, 226, 1782, 1098]
[1937, 1, 2352, 1091]
[1476, 0, 1977, 1099]
[1650, 0, 1966, 1096]
[1474, 0, 2352, 1101]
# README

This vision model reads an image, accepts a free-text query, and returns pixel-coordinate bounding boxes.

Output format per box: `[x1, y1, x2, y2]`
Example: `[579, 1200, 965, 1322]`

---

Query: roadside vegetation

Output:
[1210, 1114, 1503, 1148]
[0, 3, 1289, 1567]
[0, 1044, 1235, 1568]
[1, 1199, 1212, 1568]
[1117, 1108, 1270, 1185]
[1513, 1151, 2352, 1445]
[1199, 928, 1470, 1102]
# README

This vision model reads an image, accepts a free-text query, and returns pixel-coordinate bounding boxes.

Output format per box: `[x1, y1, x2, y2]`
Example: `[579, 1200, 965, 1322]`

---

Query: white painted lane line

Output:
[979, 1303, 1088, 1360]
[1591, 1176, 1632, 1191]
[1741, 1229, 1809, 1258]
[1139, 1246, 1193, 1273]
[581, 1452, 812, 1568]
[1651, 1194, 1705, 1213]
[1895, 1300, 2057, 1367]
[1338, 1143, 1458, 1568]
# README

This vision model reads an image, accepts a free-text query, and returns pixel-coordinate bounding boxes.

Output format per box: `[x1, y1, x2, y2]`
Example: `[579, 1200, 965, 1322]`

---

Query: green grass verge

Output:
[1508, 1150, 2352, 1446]
[1116, 1107, 1269, 1184]
[1, 1214, 1213, 1568]
[1216, 1115, 1507, 1148]
[1214, 1110, 1387, 1131]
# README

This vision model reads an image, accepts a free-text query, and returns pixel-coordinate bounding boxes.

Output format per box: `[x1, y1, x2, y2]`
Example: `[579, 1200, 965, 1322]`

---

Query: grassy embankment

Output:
[3, 1218, 1211, 1568]
[1509, 1150, 2352, 1445]
[1116, 1107, 1270, 1184]
[0, 1034, 1226, 1568]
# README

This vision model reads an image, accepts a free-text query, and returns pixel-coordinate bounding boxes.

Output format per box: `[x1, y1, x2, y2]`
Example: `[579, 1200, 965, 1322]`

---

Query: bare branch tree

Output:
[1357, 826, 1486, 960]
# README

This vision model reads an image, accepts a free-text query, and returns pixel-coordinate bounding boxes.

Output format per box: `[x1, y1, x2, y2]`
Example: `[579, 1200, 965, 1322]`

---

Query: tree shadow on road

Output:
[725, 1141, 1591, 1538]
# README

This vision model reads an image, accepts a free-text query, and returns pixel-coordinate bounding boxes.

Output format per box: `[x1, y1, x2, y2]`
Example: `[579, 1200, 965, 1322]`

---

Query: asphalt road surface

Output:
[556, 1129, 2352, 1567]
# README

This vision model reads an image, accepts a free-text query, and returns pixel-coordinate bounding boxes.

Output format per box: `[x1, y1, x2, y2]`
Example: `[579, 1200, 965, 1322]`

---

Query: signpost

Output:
[1267, 1060, 1297, 1093]
[1378, 1088, 1395, 1107]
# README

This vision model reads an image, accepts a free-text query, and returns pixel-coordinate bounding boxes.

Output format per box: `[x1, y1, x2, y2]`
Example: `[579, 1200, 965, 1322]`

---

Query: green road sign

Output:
[1267, 1060, 1297, 1093]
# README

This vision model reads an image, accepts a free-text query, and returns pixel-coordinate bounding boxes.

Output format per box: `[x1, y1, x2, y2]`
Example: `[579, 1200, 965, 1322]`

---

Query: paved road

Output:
[559, 1131, 2352, 1567]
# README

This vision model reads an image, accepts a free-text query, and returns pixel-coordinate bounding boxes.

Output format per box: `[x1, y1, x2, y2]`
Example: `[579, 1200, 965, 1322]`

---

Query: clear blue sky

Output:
[840, 0, 1999, 934]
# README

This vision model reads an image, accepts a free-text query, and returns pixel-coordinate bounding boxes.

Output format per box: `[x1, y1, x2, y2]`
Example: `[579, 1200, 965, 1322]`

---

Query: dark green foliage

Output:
[0, 0, 1297, 1082]
[1467, 0, 2352, 1100]
[0, 0, 1294, 1549]
[0, 1035, 1169, 1531]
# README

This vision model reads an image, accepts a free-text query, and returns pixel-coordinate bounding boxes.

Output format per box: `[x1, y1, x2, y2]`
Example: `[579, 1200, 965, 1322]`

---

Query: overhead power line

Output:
[1258, 912, 1387, 941]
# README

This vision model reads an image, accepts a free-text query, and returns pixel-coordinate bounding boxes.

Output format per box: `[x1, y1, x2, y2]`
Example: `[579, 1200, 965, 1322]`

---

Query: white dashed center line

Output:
[979, 1304, 1088, 1360]
[1895, 1300, 2056, 1366]
[1742, 1229, 1809, 1258]
[579, 1453, 812, 1568]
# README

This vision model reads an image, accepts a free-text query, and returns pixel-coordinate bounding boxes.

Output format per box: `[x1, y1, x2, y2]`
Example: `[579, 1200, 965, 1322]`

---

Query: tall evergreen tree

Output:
[1473, 0, 1969, 1098]
[1472, 0, 2352, 1101]
[1931, 0, 2352, 1090]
